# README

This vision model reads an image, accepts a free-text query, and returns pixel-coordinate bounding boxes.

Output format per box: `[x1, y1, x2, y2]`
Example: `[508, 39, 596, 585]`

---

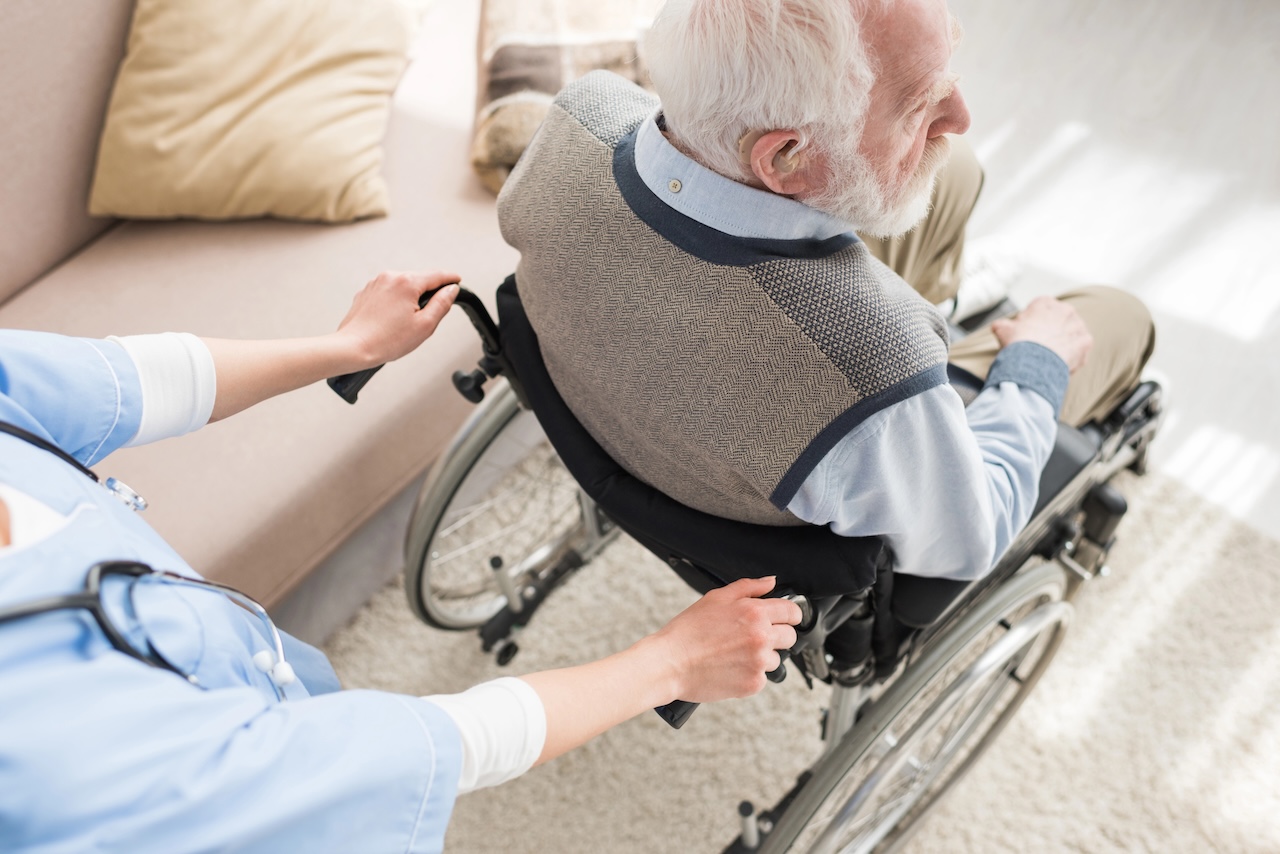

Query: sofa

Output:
[0, 0, 519, 643]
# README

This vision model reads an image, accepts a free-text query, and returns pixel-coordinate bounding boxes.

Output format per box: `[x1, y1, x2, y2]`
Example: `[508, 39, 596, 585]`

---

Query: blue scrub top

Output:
[0, 331, 461, 853]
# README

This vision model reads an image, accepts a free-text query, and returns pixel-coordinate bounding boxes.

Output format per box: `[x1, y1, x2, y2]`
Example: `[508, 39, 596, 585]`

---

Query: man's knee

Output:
[1061, 284, 1156, 371]
[1066, 284, 1153, 336]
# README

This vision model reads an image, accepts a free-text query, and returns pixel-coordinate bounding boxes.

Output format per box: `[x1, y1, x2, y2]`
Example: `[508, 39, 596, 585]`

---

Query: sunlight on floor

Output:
[1140, 204, 1280, 342]
[966, 110, 1280, 539]
[1173, 619, 1280, 815]
[1212, 728, 1280, 851]
[1162, 424, 1280, 517]
[1024, 508, 1229, 742]
[971, 124, 1235, 294]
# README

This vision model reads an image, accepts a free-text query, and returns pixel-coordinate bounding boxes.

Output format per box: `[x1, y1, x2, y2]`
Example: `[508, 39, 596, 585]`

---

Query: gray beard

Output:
[806, 136, 951, 239]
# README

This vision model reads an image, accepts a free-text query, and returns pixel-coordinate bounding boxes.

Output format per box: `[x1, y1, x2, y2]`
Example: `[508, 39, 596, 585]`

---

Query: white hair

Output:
[643, 0, 884, 182]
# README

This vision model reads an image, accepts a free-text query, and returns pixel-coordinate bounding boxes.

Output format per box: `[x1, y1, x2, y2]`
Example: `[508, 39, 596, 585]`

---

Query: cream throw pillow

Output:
[89, 0, 415, 223]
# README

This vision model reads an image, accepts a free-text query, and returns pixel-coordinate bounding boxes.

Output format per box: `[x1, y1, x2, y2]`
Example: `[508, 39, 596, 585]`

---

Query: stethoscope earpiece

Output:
[252, 649, 295, 687]
[270, 661, 296, 687]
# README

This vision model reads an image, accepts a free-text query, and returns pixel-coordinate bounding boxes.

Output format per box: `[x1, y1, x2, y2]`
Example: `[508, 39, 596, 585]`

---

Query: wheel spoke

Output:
[778, 565, 1072, 854]
[408, 386, 620, 629]
[432, 498, 578, 568]
[435, 455, 567, 539]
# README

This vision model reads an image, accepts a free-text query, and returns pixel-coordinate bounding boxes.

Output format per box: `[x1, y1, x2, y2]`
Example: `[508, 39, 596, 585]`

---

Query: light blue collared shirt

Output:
[0, 331, 461, 852]
[633, 114, 1066, 580]
[634, 113, 853, 241]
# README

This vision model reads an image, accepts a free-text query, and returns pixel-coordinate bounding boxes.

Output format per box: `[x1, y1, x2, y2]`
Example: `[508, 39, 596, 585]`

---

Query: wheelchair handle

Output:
[653, 594, 806, 730]
[327, 287, 445, 404]
[655, 599, 803, 732]
[653, 651, 791, 730]
[328, 286, 503, 404]
[654, 698, 699, 729]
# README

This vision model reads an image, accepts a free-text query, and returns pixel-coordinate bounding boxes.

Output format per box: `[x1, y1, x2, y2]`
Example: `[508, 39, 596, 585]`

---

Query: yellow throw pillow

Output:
[89, 0, 415, 223]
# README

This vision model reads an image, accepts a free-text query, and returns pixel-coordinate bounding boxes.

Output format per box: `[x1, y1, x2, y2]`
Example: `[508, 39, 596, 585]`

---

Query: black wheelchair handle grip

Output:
[654, 647, 790, 730]
[327, 287, 446, 404]
[654, 699, 699, 729]
[767, 650, 790, 684]
[327, 366, 381, 406]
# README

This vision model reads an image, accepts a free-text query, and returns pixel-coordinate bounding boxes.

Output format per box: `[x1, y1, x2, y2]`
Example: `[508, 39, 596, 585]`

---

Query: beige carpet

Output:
[326, 471, 1280, 852]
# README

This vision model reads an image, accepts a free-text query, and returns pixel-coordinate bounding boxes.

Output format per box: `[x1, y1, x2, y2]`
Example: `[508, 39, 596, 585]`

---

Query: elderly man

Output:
[497, 0, 1154, 581]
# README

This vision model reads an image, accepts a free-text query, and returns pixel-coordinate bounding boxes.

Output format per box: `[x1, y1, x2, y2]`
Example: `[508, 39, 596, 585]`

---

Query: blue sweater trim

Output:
[984, 341, 1070, 419]
[770, 363, 950, 509]
[613, 130, 859, 266]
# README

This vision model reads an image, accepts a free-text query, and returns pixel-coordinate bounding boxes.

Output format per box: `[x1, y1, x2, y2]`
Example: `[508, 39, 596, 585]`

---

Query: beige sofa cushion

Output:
[88, 0, 415, 223]
[0, 1, 519, 605]
[471, 0, 661, 194]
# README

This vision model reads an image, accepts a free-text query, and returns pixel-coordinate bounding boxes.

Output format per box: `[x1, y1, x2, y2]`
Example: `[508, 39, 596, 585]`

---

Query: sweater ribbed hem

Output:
[984, 341, 1070, 418]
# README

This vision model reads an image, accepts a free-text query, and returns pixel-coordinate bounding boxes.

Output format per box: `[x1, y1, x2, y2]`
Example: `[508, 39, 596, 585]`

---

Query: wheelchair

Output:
[370, 276, 1162, 853]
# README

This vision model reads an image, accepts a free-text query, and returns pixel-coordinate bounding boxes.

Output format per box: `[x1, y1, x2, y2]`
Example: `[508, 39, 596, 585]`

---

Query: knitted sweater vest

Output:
[498, 72, 950, 526]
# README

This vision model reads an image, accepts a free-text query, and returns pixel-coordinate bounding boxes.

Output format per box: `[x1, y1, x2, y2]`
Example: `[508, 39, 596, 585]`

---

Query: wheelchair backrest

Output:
[496, 275, 887, 598]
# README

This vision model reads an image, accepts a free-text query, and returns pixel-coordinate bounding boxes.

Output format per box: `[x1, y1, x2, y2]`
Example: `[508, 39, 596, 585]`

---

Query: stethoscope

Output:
[0, 420, 297, 695]
[0, 420, 149, 511]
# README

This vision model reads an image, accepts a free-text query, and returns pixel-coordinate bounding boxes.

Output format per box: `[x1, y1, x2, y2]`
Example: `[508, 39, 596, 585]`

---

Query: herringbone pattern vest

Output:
[499, 72, 949, 525]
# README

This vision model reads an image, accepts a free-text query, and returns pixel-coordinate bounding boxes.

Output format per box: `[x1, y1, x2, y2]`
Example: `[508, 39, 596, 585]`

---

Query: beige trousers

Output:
[859, 139, 1156, 427]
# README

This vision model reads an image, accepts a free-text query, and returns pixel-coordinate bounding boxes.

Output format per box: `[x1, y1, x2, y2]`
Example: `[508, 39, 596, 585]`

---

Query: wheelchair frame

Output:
[385, 283, 1163, 853]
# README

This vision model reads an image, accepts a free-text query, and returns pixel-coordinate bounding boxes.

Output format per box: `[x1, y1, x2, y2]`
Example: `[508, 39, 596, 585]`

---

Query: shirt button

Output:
[668, 178, 682, 193]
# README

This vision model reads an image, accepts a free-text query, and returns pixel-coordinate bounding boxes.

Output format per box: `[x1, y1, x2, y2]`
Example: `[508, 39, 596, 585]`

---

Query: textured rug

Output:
[326, 470, 1280, 853]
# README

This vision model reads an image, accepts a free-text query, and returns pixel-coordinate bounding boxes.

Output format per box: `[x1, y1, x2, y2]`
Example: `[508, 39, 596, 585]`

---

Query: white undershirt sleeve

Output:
[108, 333, 217, 447]
[422, 676, 546, 794]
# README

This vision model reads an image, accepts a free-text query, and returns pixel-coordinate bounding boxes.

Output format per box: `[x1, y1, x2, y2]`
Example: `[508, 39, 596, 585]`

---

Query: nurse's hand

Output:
[202, 270, 461, 422]
[335, 271, 461, 369]
[645, 575, 801, 702]
[519, 576, 801, 767]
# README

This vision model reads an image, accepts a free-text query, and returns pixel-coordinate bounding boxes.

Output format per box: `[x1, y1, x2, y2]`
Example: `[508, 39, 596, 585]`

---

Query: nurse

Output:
[0, 270, 801, 853]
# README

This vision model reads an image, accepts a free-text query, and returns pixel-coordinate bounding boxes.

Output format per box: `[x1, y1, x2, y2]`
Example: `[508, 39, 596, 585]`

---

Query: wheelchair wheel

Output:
[404, 378, 610, 630]
[763, 561, 1071, 854]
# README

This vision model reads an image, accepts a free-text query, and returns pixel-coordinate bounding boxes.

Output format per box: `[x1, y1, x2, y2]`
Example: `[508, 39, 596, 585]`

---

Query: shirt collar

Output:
[632, 111, 855, 242]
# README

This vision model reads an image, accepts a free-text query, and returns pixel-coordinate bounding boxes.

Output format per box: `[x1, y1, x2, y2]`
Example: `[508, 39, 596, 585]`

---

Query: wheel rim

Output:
[416, 406, 586, 628]
[789, 574, 1070, 854]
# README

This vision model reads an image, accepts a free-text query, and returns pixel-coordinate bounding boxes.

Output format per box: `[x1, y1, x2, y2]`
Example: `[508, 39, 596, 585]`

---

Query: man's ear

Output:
[746, 130, 819, 196]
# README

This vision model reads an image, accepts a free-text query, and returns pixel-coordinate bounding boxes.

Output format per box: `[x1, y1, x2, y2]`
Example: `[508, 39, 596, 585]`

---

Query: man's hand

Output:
[990, 296, 1093, 373]
[645, 576, 802, 703]
[335, 271, 461, 370]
